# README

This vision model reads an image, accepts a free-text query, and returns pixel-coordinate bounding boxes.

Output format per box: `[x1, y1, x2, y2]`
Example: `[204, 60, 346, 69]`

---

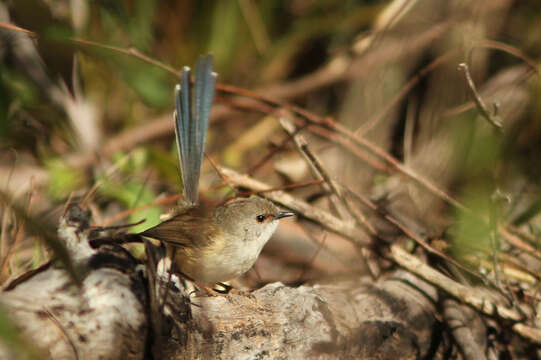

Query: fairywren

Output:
[140, 55, 293, 284]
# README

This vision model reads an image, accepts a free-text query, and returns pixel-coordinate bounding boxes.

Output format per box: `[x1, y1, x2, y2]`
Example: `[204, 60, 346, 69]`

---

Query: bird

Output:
[138, 55, 294, 285]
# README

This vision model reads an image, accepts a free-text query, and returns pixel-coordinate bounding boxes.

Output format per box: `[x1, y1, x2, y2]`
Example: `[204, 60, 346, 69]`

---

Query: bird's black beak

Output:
[275, 211, 295, 220]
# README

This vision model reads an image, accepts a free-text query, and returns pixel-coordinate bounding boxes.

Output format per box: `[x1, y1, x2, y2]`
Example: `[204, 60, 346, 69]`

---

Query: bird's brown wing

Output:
[139, 206, 217, 249]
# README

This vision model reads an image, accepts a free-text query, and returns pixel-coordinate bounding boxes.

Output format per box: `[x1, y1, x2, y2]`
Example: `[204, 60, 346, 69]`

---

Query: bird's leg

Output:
[172, 271, 224, 297]
[187, 280, 250, 297]
[192, 282, 226, 297]
[215, 282, 233, 294]
[215, 282, 254, 297]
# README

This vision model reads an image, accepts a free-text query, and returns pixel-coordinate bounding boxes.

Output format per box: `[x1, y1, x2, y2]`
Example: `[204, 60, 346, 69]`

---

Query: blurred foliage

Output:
[46, 158, 85, 200]
[98, 149, 163, 233]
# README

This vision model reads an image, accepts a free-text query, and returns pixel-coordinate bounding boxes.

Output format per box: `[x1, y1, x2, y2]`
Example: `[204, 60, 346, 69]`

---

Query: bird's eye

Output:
[256, 215, 266, 223]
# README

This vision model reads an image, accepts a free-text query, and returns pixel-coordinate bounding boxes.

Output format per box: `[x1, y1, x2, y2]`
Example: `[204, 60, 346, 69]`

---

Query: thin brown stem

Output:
[280, 117, 376, 236]
[458, 63, 503, 131]
[238, 179, 325, 196]
[205, 153, 239, 196]
[477, 40, 538, 74]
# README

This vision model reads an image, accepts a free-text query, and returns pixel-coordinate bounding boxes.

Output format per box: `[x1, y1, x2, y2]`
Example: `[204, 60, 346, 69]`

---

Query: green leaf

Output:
[45, 159, 85, 200]
[98, 177, 162, 233]
[450, 185, 494, 261]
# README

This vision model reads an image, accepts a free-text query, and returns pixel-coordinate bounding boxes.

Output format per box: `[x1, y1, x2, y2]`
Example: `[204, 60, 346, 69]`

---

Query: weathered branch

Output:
[0, 205, 147, 359]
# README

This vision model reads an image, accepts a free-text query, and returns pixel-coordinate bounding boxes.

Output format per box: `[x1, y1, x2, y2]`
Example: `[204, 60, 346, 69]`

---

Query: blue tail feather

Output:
[174, 55, 216, 205]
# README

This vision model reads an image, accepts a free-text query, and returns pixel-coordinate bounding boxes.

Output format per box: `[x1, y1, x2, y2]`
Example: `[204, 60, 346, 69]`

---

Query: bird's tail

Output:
[174, 55, 217, 205]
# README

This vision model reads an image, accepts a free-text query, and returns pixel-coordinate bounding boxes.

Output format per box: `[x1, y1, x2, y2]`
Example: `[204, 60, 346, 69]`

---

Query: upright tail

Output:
[174, 55, 217, 205]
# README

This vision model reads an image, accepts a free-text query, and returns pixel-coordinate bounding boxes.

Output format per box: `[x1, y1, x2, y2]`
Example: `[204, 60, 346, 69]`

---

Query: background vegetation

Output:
[1, 0, 541, 357]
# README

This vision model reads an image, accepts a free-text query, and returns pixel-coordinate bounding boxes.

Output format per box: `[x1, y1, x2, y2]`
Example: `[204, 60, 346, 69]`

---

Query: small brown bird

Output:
[141, 198, 292, 283]
[139, 55, 293, 284]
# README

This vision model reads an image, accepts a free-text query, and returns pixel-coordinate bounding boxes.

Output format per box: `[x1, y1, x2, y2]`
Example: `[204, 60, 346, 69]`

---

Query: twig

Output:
[403, 94, 417, 165]
[294, 124, 392, 173]
[89, 219, 146, 232]
[75, 38, 180, 76]
[0, 23, 37, 36]
[205, 153, 239, 196]
[513, 323, 541, 345]
[391, 244, 524, 321]
[502, 225, 541, 262]
[489, 253, 538, 283]
[238, 179, 325, 196]
[95, 194, 179, 227]
[280, 117, 376, 236]
[28, 178, 40, 267]
[1, 190, 92, 285]
[280, 118, 350, 217]
[458, 63, 503, 131]
[45, 308, 80, 360]
[62, 192, 75, 218]
[1, 189, 32, 277]
[360, 247, 380, 280]
[478, 40, 539, 74]
[0, 203, 9, 262]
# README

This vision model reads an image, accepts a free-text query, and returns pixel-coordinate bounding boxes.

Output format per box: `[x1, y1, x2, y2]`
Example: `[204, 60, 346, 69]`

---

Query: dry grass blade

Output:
[500, 226, 541, 262]
[0, 190, 81, 285]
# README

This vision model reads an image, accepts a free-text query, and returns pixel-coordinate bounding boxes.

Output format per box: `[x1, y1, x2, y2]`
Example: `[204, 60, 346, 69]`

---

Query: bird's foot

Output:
[216, 282, 255, 298]
[191, 282, 253, 298]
